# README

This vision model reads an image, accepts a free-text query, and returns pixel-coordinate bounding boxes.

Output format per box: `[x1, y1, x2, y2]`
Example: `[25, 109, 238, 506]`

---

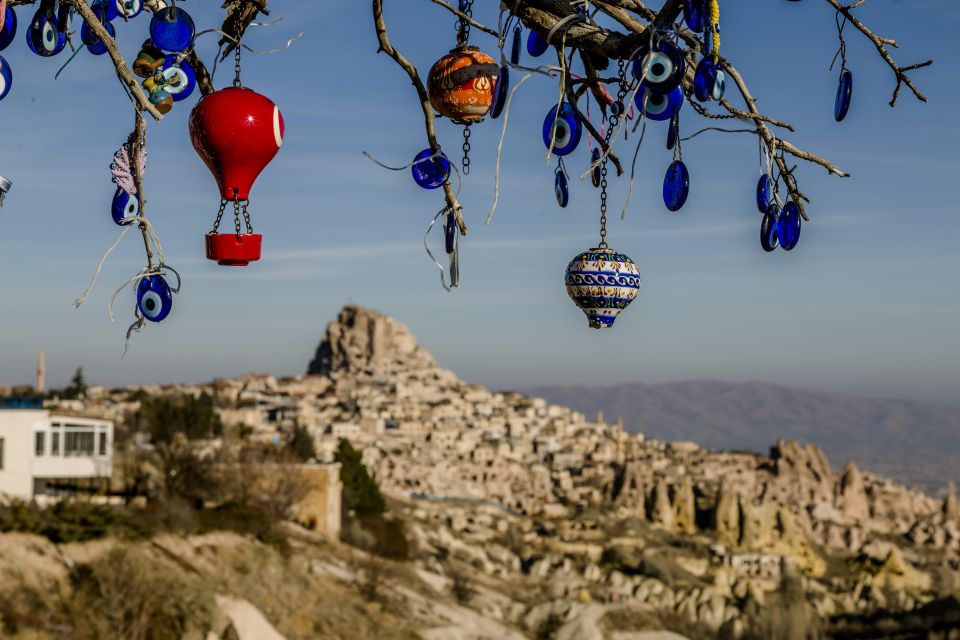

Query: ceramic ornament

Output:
[565, 248, 641, 329]
[190, 87, 284, 266]
[427, 46, 497, 122]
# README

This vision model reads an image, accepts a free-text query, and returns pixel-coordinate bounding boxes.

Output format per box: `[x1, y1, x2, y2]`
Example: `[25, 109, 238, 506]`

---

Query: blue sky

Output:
[0, 1, 957, 403]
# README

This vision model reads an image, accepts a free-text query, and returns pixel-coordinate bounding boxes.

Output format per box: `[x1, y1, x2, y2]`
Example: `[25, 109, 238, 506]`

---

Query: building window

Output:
[35, 432, 45, 456]
[51, 432, 60, 456]
[98, 432, 107, 457]
[64, 432, 95, 457]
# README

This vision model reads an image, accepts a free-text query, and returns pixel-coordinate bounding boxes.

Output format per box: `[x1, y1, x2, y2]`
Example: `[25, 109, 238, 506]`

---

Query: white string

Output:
[73, 216, 164, 309]
[423, 207, 458, 292]
[578, 79, 642, 182]
[486, 70, 535, 225]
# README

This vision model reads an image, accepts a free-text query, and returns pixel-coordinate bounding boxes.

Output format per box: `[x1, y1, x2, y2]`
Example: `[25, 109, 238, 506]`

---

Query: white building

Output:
[0, 408, 113, 500]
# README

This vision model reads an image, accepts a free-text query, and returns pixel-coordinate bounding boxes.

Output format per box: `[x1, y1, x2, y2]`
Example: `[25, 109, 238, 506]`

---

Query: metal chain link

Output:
[211, 199, 227, 234]
[461, 124, 471, 175]
[233, 200, 242, 238]
[596, 61, 629, 249]
[233, 44, 242, 87]
[456, 0, 474, 48]
[241, 200, 253, 233]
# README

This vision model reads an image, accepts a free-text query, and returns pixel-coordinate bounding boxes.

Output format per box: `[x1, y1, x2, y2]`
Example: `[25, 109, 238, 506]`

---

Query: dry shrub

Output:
[65, 546, 213, 640]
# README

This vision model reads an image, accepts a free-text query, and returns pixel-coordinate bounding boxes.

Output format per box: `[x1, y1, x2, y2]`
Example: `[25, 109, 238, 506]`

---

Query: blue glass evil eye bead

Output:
[111, 188, 138, 226]
[26, 4, 66, 57]
[760, 204, 780, 252]
[162, 55, 196, 101]
[490, 66, 509, 119]
[555, 169, 569, 208]
[693, 58, 725, 102]
[0, 7, 17, 51]
[632, 39, 685, 93]
[80, 5, 107, 46]
[635, 85, 683, 121]
[663, 160, 689, 212]
[137, 274, 173, 323]
[778, 201, 802, 250]
[543, 102, 582, 156]
[0, 55, 11, 101]
[756, 174, 773, 213]
[684, 0, 705, 32]
[527, 30, 548, 57]
[667, 114, 679, 150]
[835, 69, 853, 122]
[510, 25, 522, 65]
[149, 6, 194, 53]
[411, 148, 451, 189]
[591, 148, 602, 188]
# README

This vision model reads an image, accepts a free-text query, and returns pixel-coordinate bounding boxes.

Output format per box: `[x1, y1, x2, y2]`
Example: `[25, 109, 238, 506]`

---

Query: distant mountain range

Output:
[526, 380, 960, 495]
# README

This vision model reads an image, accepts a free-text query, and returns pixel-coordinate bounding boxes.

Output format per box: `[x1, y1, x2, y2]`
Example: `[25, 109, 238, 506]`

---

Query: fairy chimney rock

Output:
[307, 305, 437, 377]
[944, 482, 959, 521]
[837, 462, 870, 523]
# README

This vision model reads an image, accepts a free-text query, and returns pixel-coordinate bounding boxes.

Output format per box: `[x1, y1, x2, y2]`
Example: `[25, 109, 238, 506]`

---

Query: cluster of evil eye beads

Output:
[0, 0, 197, 110]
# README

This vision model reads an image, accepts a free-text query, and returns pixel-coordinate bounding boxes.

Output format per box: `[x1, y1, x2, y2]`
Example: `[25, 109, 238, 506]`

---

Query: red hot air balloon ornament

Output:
[189, 50, 283, 266]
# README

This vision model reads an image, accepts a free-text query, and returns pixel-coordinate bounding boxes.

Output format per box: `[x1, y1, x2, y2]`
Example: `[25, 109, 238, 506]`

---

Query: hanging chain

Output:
[597, 61, 629, 250]
[233, 200, 243, 238]
[241, 200, 253, 234]
[211, 199, 227, 233]
[233, 43, 242, 87]
[461, 124, 471, 175]
[456, 0, 474, 48]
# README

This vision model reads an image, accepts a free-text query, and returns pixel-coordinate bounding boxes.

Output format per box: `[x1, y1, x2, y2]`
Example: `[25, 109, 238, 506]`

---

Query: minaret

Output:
[36, 351, 45, 394]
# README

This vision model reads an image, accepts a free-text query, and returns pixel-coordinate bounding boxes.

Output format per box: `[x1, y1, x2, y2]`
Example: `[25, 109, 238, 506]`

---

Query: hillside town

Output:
[2, 305, 959, 639]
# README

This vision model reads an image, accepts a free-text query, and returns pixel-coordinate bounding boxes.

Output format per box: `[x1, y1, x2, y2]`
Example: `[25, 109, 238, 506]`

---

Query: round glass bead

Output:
[778, 201, 802, 250]
[149, 6, 194, 53]
[631, 39, 685, 93]
[756, 174, 772, 213]
[542, 102, 582, 156]
[137, 274, 173, 323]
[411, 148, 451, 189]
[634, 85, 684, 121]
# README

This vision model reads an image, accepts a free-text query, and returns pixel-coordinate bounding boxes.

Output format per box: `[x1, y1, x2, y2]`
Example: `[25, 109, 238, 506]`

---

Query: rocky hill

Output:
[528, 381, 960, 495]
[11, 304, 959, 639]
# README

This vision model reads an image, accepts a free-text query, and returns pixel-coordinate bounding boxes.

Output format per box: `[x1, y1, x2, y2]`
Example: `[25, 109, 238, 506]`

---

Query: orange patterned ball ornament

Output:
[427, 46, 498, 123]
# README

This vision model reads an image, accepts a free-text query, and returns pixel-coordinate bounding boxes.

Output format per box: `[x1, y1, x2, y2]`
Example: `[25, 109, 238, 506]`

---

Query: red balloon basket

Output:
[205, 233, 262, 267]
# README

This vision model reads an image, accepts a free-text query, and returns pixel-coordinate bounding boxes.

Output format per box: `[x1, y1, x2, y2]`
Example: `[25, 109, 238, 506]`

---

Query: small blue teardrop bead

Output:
[510, 25, 522, 65]
[835, 69, 853, 122]
[756, 175, 772, 213]
[527, 30, 548, 57]
[663, 160, 689, 212]
[683, 0, 704, 32]
[591, 148, 602, 188]
[555, 171, 569, 208]
[779, 201, 802, 250]
[490, 66, 509, 119]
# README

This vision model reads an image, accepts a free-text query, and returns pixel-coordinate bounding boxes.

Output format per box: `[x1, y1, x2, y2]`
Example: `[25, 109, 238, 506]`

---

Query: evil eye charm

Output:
[663, 160, 689, 212]
[411, 148, 451, 189]
[542, 102, 582, 156]
[149, 6, 195, 53]
[137, 274, 173, 323]
[490, 66, 509, 119]
[778, 201, 802, 250]
[444, 213, 457, 254]
[527, 30, 548, 57]
[635, 85, 684, 121]
[105, 0, 143, 20]
[760, 203, 780, 252]
[84, 18, 115, 56]
[693, 58, 725, 102]
[0, 55, 12, 101]
[510, 25, 522, 65]
[667, 114, 679, 150]
[555, 169, 569, 208]
[26, 4, 66, 57]
[80, 4, 108, 46]
[0, 7, 17, 51]
[591, 148, 602, 188]
[111, 188, 138, 226]
[835, 69, 853, 122]
[161, 55, 196, 101]
[756, 174, 773, 213]
[683, 0, 705, 32]
[632, 39, 685, 93]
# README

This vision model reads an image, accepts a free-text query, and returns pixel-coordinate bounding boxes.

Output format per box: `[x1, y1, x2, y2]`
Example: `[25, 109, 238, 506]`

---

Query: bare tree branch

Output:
[373, 0, 467, 235]
[429, 0, 498, 38]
